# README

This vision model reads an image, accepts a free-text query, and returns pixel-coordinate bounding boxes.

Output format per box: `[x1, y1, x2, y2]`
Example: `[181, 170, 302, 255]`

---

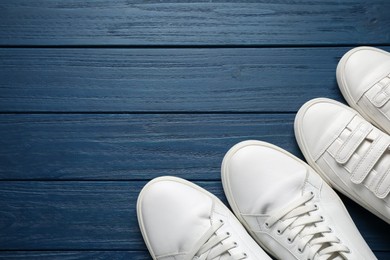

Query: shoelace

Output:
[265, 192, 350, 260]
[185, 219, 247, 260]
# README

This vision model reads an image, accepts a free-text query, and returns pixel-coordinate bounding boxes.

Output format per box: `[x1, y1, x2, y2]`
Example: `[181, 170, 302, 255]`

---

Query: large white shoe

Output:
[137, 176, 272, 260]
[337, 46, 390, 133]
[221, 140, 377, 260]
[295, 98, 390, 224]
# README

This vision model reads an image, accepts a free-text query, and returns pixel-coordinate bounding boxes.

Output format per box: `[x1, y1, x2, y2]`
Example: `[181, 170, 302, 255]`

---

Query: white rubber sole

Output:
[336, 46, 390, 133]
[221, 140, 312, 259]
[294, 98, 390, 224]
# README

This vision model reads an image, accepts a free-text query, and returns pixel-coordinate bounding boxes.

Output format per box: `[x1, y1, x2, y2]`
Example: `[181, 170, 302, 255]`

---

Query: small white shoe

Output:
[137, 176, 272, 260]
[337, 46, 390, 133]
[221, 140, 377, 260]
[295, 98, 390, 224]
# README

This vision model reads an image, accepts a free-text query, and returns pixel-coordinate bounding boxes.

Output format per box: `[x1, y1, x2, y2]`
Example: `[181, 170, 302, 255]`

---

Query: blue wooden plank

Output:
[0, 114, 299, 180]
[4, 47, 390, 112]
[0, 181, 388, 256]
[0, 251, 389, 260]
[0, 251, 150, 259]
[0, 181, 142, 250]
[0, 1, 389, 46]
[1, 250, 389, 259]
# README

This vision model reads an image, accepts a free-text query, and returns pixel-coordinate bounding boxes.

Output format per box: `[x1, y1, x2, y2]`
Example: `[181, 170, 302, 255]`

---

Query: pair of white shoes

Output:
[137, 47, 390, 260]
[296, 46, 390, 224]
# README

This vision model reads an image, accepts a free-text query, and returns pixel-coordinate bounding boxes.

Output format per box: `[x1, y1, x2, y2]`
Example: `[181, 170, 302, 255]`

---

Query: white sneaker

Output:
[295, 98, 390, 224]
[221, 140, 377, 260]
[337, 46, 390, 133]
[137, 176, 272, 260]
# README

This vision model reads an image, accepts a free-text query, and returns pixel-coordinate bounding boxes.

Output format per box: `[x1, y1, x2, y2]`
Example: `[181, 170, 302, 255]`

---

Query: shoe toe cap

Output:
[295, 98, 356, 161]
[138, 178, 212, 257]
[339, 47, 390, 101]
[223, 141, 307, 214]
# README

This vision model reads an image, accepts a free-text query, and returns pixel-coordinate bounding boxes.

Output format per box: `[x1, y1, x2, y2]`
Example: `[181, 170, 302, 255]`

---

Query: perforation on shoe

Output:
[265, 192, 350, 260]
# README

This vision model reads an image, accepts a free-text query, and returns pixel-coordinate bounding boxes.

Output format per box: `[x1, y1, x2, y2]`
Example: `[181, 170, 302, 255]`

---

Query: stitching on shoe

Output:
[316, 115, 356, 161]
[335, 122, 369, 163]
[324, 146, 390, 206]
[352, 135, 384, 183]
[375, 167, 390, 199]
[369, 76, 390, 108]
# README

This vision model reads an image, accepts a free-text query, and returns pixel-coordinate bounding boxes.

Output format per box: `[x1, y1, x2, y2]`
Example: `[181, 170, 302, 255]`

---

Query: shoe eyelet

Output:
[233, 241, 238, 246]
[310, 191, 314, 195]
[226, 232, 230, 236]
[243, 253, 247, 258]
[287, 238, 292, 243]
[219, 219, 224, 223]
[320, 216, 324, 220]
[314, 204, 318, 209]
[298, 248, 302, 253]
[277, 229, 281, 235]
[265, 222, 269, 228]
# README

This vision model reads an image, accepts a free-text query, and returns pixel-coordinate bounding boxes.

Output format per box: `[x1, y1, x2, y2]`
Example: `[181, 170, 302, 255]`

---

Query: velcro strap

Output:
[371, 77, 390, 108]
[374, 168, 390, 199]
[351, 135, 390, 184]
[335, 122, 372, 164]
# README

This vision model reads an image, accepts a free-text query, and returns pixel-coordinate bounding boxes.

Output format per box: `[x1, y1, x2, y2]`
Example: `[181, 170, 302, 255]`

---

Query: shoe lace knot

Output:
[186, 219, 247, 260]
[265, 192, 350, 260]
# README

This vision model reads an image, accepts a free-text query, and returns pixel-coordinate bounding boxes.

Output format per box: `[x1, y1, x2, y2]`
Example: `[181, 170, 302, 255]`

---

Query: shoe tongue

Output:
[206, 249, 229, 260]
[206, 243, 240, 260]
[219, 253, 233, 260]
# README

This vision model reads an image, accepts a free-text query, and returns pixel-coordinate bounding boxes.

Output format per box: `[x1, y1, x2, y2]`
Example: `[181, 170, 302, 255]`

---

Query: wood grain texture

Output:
[0, 181, 389, 254]
[2, 251, 390, 260]
[1, 0, 390, 258]
[3, 47, 387, 112]
[0, 181, 219, 250]
[0, 0, 390, 46]
[0, 114, 298, 180]
[0, 251, 150, 259]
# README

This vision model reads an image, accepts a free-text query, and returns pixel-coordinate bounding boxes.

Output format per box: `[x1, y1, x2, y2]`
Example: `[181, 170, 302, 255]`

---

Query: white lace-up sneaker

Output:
[137, 176, 272, 260]
[337, 46, 390, 133]
[295, 98, 390, 224]
[221, 140, 377, 260]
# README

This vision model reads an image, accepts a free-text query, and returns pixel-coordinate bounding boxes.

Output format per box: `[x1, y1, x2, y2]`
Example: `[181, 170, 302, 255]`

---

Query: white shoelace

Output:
[185, 219, 247, 260]
[265, 192, 350, 260]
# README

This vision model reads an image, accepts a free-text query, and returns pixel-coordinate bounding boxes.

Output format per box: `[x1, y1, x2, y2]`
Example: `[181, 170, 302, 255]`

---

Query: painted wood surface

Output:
[0, 251, 150, 260]
[0, 47, 388, 112]
[0, 114, 298, 180]
[0, 1, 389, 46]
[0, 181, 389, 254]
[0, 47, 354, 112]
[1, 251, 389, 259]
[1, 0, 390, 258]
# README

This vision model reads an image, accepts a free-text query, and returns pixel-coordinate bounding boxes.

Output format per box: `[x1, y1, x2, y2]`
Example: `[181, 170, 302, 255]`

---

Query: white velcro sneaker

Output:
[295, 98, 390, 224]
[337, 46, 390, 133]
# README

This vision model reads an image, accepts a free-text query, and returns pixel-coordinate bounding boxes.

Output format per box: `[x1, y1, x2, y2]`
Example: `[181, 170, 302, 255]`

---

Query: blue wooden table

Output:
[0, 1, 389, 259]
